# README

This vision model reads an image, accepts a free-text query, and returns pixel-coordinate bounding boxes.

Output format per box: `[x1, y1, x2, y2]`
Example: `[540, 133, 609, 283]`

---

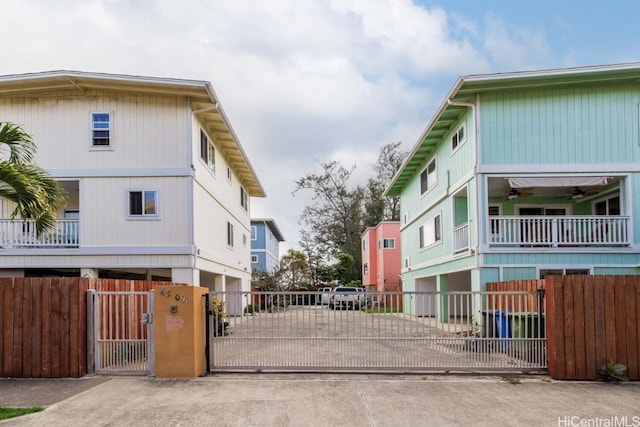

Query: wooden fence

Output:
[486, 279, 545, 312]
[0, 277, 179, 378]
[546, 275, 639, 381]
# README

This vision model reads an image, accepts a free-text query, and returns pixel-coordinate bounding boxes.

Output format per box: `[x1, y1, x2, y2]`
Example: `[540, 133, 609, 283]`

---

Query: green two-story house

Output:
[386, 63, 640, 315]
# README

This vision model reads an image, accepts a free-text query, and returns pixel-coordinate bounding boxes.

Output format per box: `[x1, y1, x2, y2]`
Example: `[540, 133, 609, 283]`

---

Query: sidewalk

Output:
[1, 374, 639, 426]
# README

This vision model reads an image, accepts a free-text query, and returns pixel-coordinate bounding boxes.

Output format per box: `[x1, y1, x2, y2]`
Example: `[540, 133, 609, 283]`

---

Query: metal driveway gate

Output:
[88, 290, 154, 375]
[206, 290, 546, 373]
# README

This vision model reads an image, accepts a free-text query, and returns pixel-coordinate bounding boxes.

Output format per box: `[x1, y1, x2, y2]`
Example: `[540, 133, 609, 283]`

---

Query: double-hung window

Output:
[92, 112, 111, 146]
[419, 214, 441, 249]
[200, 130, 215, 173]
[381, 238, 395, 249]
[451, 124, 465, 151]
[227, 221, 234, 247]
[420, 158, 437, 195]
[129, 190, 158, 217]
[240, 187, 248, 210]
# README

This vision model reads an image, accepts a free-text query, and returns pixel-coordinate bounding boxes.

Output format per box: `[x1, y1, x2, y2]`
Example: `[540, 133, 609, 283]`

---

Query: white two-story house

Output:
[0, 71, 264, 311]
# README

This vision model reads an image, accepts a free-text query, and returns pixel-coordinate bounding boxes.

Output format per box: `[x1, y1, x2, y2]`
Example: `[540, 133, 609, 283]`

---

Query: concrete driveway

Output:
[1, 374, 639, 426]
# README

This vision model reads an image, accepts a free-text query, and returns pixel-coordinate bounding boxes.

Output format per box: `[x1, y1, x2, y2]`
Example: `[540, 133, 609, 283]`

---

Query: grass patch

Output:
[362, 307, 402, 314]
[0, 407, 44, 420]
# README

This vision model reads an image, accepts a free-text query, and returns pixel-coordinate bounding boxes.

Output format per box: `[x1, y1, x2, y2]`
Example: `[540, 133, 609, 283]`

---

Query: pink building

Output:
[361, 221, 402, 293]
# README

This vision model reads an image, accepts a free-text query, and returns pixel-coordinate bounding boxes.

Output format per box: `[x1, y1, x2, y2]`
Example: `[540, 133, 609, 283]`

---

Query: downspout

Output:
[447, 96, 482, 278]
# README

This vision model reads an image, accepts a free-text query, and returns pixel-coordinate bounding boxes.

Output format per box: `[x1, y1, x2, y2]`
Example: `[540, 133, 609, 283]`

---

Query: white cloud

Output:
[1, 0, 567, 252]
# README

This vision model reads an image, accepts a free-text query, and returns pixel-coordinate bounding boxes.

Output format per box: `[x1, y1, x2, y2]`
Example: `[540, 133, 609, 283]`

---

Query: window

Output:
[240, 187, 248, 210]
[381, 238, 395, 249]
[200, 130, 215, 173]
[594, 196, 620, 216]
[92, 113, 111, 146]
[243, 234, 247, 246]
[451, 124, 466, 151]
[227, 167, 232, 182]
[226, 222, 234, 247]
[404, 258, 410, 268]
[363, 263, 368, 274]
[419, 214, 441, 248]
[362, 238, 367, 251]
[251, 255, 258, 263]
[251, 226, 257, 240]
[129, 190, 157, 217]
[420, 158, 436, 195]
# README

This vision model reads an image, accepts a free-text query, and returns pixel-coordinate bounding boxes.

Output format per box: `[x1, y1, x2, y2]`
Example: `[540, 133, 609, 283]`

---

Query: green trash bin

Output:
[509, 312, 546, 363]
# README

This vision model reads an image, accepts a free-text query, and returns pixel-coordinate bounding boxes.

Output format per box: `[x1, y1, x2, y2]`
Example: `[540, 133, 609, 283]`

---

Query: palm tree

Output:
[0, 122, 66, 236]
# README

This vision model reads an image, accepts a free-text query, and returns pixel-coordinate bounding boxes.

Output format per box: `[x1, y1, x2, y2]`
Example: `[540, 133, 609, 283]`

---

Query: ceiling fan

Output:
[568, 186, 600, 200]
[506, 187, 534, 200]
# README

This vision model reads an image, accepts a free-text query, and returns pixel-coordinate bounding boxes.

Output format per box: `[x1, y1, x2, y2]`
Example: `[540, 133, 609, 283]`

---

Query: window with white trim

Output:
[362, 237, 368, 251]
[419, 213, 441, 249]
[227, 167, 232, 182]
[251, 255, 258, 263]
[243, 234, 247, 246]
[381, 238, 395, 249]
[129, 190, 157, 217]
[451, 124, 466, 151]
[200, 130, 215, 173]
[251, 226, 257, 240]
[92, 112, 111, 146]
[226, 221, 234, 247]
[240, 187, 248, 210]
[420, 158, 436, 195]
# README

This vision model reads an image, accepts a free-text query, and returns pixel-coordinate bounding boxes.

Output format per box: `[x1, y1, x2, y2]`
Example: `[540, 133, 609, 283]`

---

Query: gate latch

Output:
[141, 313, 153, 324]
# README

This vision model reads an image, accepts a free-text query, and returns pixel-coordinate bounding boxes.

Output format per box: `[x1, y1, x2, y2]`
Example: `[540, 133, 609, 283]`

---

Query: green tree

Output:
[293, 161, 363, 281]
[0, 123, 66, 235]
[279, 249, 311, 290]
[364, 142, 407, 225]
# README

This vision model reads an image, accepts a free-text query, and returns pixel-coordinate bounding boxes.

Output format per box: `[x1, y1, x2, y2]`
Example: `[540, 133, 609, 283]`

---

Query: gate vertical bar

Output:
[147, 290, 154, 375]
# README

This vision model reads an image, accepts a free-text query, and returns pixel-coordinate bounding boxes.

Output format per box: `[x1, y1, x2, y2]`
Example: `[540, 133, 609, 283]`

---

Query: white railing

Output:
[453, 222, 469, 252]
[0, 219, 79, 248]
[488, 216, 630, 247]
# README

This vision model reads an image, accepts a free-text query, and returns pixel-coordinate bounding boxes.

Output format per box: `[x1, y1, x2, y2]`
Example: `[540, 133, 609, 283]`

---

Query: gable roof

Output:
[251, 218, 285, 242]
[385, 62, 640, 196]
[0, 70, 265, 197]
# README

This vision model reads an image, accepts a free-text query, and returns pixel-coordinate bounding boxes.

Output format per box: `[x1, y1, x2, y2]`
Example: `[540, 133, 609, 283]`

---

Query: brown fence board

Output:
[583, 276, 597, 380]
[12, 280, 23, 377]
[32, 279, 43, 378]
[21, 280, 33, 378]
[573, 276, 586, 379]
[624, 276, 638, 379]
[41, 278, 52, 377]
[593, 276, 607, 378]
[562, 276, 575, 379]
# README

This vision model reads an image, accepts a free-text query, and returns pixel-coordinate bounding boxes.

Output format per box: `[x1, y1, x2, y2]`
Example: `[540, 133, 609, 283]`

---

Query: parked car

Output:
[319, 287, 332, 305]
[329, 286, 366, 310]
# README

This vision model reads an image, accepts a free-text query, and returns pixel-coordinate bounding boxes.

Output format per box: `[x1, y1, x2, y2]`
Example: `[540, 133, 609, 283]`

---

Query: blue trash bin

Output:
[494, 311, 511, 349]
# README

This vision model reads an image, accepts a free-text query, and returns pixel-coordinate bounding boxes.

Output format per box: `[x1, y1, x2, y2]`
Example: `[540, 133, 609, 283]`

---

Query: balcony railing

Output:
[453, 222, 469, 252]
[0, 219, 79, 248]
[488, 216, 630, 247]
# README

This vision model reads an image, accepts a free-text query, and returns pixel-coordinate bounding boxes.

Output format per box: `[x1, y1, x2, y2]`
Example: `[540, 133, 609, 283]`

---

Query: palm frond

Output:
[0, 122, 37, 164]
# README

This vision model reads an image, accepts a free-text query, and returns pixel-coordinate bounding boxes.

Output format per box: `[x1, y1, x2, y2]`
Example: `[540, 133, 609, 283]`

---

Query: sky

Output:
[3, 0, 640, 254]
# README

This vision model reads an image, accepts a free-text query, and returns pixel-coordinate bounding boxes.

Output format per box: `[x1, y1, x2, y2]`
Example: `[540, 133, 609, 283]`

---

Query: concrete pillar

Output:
[437, 274, 449, 323]
[153, 285, 208, 378]
[171, 268, 200, 286]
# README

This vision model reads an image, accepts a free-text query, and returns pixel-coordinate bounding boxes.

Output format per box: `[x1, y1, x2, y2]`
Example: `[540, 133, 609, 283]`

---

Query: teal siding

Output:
[484, 252, 640, 266]
[480, 86, 640, 165]
[502, 267, 537, 281]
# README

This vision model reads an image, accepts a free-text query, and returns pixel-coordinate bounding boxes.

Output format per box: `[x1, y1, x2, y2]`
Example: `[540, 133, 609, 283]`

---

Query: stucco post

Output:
[153, 286, 208, 378]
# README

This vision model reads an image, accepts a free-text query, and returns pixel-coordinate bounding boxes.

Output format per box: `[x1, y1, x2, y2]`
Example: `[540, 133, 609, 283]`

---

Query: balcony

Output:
[0, 219, 79, 248]
[453, 223, 470, 252]
[488, 216, 630, 248]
